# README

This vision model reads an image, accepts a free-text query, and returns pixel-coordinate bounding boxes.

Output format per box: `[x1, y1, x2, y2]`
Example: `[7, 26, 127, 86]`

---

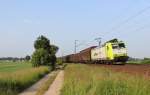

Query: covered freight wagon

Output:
[79, 46, 97, 63]
[69, 53, 82, 63]
[68, 46, 96, 63]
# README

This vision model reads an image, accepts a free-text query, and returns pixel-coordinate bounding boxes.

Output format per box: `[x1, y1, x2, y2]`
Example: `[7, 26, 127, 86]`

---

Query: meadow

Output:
[61, 64, 150, 95]
[0, 61, 32, 72]
[0, 61, 50, 95]
[127, 58, 150, 64]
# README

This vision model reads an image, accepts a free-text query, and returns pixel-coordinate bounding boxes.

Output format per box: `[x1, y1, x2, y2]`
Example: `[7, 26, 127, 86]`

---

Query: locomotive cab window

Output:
[112, 45, 118, 49]
[119, 43, 125, 48]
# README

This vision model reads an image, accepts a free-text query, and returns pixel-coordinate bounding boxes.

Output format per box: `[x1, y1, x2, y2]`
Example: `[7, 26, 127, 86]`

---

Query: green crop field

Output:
[127, 59, 150, 64]
[0, 61, 50, 95]
[0, 61, 32, 72]
[61, 64, 150, 95]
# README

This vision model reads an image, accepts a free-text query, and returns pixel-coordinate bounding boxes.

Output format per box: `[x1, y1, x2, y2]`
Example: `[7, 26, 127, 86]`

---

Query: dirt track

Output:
[90, 64, 150, 78]
[19, 71, 58, 95]
[44, 70, 64, 95]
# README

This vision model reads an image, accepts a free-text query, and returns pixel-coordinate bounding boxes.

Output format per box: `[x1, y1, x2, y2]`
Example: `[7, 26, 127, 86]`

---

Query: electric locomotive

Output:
[91, 39, 128, 64]
[61, 39, 128, 64]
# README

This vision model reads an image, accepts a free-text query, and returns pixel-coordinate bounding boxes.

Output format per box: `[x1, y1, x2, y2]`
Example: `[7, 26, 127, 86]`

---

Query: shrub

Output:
[57, 58, 63, 65]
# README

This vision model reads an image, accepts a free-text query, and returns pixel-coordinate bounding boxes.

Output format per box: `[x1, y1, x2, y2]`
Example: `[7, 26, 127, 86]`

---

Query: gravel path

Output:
[44, 70, 64, 95]
[19, 71, 58, 95]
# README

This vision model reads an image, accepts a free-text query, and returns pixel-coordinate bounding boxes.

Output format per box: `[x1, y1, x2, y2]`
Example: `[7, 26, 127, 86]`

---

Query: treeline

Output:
[128, 57, 143, 61]
[128, 57, 150, 64]
[0, 56, 30, 61]
[128, 57, 150, 61]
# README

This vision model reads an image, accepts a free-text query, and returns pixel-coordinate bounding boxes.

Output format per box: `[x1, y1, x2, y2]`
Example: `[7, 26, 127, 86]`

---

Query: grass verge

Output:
[0, 66, 49, 95]
[61, 64, 150, 95]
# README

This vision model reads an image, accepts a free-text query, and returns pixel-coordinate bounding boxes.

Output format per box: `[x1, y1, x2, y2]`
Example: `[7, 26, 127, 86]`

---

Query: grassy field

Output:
[127, 59, 150, 64]
[61, 64, 150, 95]
[0, 61, 50, 95]
[0, 61, 32, 72]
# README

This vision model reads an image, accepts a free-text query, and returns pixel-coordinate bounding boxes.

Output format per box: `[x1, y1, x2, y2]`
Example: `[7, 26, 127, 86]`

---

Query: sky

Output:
[0, 0, 150, 58]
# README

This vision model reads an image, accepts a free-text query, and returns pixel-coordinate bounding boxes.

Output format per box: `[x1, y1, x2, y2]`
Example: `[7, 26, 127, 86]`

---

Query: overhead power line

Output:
[95, 37, 102, 47]
[76, 39, 95, 47]
[121, 24, 149, 36]
[73, 5, 150, 53]
[73, 38, 97, 53]
[104, 5, 150, 37]
[113, 6, 150, 30]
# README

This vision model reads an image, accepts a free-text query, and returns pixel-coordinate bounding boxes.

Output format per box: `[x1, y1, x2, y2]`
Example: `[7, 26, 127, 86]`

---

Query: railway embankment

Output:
[61, 64, 150, 95]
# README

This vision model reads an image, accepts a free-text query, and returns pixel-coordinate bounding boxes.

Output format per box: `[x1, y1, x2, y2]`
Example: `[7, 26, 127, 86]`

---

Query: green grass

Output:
[127, 60, 142, 64]
[61, 64, 150, 95]
[0, 61, 50, 95]
[0, 61, 32, 72]
[141, 59, 150, 64]
[127, 59, 150, 64]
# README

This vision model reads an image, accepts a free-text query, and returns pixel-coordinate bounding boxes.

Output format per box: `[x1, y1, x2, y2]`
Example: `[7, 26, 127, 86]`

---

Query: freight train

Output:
[61, 39, 128, 64]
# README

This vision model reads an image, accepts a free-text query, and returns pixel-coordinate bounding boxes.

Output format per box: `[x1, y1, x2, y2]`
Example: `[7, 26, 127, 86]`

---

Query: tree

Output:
[25, 55, 31, 61]
[50, 54, 57, 70]
[50, 45, 59, 70]
[31, 35, 59, 69]
[50, 45, 59, 55]
[31, 48, 50, 67]
[144, 57, 150, 60]
[34, 35, 51, 53]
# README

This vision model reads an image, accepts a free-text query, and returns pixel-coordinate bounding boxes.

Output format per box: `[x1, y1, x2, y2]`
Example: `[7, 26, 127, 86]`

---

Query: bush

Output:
[57, 58, 63, 65]
[143, 59, 150, 64]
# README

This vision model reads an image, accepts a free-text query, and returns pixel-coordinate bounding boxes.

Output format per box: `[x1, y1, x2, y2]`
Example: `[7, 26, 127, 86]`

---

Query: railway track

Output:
[88, 63, 150, 78]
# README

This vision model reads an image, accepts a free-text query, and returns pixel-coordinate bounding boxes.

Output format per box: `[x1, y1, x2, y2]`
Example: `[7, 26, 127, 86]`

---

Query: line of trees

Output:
[31, 35, 59, 70]
[0, 56, 31, 62]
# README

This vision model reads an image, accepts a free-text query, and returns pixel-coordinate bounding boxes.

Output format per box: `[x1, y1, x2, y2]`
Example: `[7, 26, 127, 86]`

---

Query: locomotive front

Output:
[91, 39, 128, 64]
[111, 41, 128, 63]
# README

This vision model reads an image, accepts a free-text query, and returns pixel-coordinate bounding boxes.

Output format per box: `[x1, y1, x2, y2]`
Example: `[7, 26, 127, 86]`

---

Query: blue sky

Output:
[0, 0, 150, 58]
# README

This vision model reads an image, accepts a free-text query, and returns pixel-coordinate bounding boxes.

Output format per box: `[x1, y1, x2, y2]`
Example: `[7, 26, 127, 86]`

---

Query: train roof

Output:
[105, 38, 124, 44]
[80, 46, 97, 53]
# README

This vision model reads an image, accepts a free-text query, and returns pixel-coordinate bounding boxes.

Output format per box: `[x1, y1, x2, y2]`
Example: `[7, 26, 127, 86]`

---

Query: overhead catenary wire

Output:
[73, 4, 150, 53]
[76, 39, 96, 47]
[73, 39, 96, 53]
[75, 21, 150, 53]
[103, 5, 150, 37]
[116, 23, 150, 39]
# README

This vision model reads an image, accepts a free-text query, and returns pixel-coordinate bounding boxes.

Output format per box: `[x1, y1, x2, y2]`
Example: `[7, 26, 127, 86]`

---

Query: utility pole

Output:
[74, 40, 78, 54]
[95, 37, 102, 47]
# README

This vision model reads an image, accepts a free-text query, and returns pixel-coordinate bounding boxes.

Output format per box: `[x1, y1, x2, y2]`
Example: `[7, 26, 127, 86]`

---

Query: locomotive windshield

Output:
[112, 45, 118, 49]
[112, 43, 125, 49]
[119, 43, 125, 48]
